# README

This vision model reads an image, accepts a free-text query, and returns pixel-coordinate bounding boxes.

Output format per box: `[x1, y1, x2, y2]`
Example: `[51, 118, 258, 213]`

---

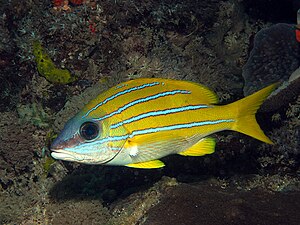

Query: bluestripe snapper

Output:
[51, 78, 277, 169]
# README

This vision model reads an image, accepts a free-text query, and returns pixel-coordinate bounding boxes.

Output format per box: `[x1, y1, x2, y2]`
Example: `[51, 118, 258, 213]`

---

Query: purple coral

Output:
[242, 23, 300, 96]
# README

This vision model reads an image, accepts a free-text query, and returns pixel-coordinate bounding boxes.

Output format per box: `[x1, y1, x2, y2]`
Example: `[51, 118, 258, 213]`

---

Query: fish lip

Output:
[51, 149, 84, 162]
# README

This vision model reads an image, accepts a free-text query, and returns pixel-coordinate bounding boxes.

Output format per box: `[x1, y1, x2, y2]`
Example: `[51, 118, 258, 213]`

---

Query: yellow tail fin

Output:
[230, 83, 278, 144]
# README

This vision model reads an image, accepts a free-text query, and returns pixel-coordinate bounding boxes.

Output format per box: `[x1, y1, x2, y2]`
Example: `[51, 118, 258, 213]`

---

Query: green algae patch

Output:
[17, 102, 50, 128]
[43, 156, 56, 174]
[33, 40, 76, 84]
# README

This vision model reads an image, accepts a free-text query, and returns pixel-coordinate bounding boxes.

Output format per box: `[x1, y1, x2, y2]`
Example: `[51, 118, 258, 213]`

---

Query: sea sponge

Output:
[260, 70, 300, 112]
[242, 23, 300, 96]
[33, 40, 76, 84]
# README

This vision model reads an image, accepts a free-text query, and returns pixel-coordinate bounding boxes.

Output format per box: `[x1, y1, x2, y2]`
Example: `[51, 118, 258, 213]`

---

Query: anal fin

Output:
[126, 159, 165, 169]
[179, 137, 216, 156]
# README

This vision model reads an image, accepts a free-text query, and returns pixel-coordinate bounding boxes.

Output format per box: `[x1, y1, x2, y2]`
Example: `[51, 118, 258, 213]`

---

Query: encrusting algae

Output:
[33, 40, 76, 84]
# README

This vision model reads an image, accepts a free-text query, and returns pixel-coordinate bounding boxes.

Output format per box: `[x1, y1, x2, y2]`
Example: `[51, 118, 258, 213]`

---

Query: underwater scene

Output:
[0, 0, 299, 224]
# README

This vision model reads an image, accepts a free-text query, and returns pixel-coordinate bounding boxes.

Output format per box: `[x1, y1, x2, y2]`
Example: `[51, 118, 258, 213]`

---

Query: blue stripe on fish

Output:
[93, 90, 191, 121]
[110, 105, 210, 129]
[82, 119, 235, 148]
[128, 119, 235, 138]
[65, 137, 128, 153]
[82, 81, 160, 118]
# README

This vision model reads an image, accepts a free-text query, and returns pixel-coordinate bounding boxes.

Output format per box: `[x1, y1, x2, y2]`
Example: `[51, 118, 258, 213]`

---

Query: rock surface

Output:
[143, 182, 300, 225]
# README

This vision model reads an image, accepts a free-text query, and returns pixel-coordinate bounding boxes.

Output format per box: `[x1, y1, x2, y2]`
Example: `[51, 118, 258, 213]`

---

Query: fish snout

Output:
[50, 132, 84, 151]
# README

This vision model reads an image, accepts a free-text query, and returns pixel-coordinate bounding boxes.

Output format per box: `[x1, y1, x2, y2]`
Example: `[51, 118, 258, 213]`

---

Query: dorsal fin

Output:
[173, 79, 218, 104]
[147, 78, 218, 104]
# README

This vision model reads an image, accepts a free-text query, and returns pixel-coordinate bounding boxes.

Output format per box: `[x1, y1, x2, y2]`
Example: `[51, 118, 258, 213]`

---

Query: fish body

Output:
[51, 78, 276, 169]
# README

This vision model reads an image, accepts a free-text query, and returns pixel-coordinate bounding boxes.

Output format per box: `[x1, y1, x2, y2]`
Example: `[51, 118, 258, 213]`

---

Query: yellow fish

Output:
[51, 78, 276, 169]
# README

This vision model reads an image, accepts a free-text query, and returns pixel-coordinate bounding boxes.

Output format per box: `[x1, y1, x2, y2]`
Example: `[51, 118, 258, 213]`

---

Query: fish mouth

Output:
[51, 149, 85, 162]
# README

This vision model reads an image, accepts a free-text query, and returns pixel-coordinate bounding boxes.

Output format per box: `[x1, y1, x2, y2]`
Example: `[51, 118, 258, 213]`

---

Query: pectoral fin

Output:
[126, 159, 165, 169]
[179, 137, 216, 156]
[124, 132, 190, 163]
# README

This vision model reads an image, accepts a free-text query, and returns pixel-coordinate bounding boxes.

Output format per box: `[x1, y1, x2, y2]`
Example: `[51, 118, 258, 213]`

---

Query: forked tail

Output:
[229, 83, 278, 144]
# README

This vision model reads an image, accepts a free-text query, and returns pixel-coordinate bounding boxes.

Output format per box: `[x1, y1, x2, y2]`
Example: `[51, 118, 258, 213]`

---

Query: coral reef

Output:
[0, 5, 28, 111]
[0, 111, 50, 224]
[258, 96, 300, 173]
[0, 112, 44, 189]
[17, 102, 50, 128]
[46, 200, 110, 225]
[0, 0, 299, 224]
[242, 23, 300, 96]
[206, 1, 250, 66]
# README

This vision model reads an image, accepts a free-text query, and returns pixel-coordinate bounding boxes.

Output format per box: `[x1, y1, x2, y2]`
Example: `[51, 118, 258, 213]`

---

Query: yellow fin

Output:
[179, 137, 216, 156]
[126, 160, 165, 169]
[230, 83, 279, 144]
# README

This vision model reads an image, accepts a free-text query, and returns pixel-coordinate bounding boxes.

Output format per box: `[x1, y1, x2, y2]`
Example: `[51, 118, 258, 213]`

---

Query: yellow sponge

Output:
[33, 40, 76, 84]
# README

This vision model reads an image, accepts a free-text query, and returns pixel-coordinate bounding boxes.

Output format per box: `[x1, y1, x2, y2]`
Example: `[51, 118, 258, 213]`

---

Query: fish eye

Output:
[80, 122, 99, 141]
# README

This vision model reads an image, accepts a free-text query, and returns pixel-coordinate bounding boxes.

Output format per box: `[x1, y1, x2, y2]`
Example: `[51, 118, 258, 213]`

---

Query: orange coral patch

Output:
[53, 0, 64, 7]
[296, 29, 300, 43]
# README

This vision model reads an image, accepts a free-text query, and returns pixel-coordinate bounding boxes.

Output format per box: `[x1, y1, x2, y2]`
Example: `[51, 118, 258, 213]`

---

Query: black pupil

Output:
[80, 122, 99, 140]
